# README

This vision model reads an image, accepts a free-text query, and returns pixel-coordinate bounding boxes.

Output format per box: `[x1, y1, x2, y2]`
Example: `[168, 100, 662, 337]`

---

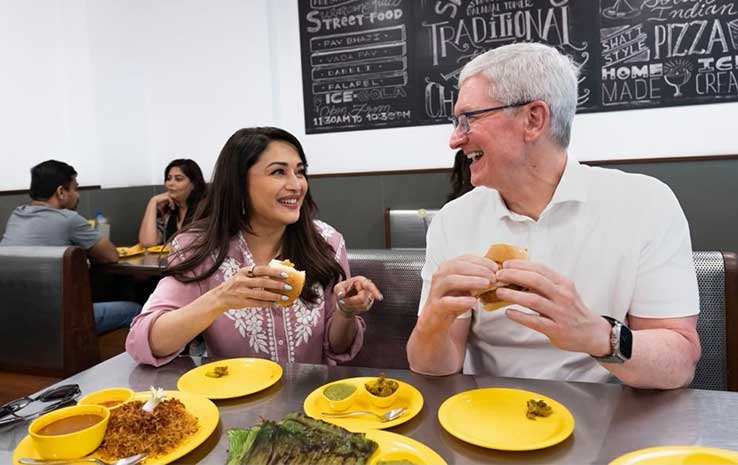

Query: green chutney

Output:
[324, 383, 356, 401]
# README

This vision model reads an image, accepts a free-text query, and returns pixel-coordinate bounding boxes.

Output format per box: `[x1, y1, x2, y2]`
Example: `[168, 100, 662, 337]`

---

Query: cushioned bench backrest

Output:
[691, 251, 738, 391]
[345, 249, 425, 369]
[0, 246, 98, 376]
[385, 209, 438, 249]
[344, 248, 738, 389]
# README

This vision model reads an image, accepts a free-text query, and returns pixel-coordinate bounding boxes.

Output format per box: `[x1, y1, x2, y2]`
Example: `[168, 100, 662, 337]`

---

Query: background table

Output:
[2, 354, 737, 464]
[95, 252, 167, 278]
[91, 252, 166, 304]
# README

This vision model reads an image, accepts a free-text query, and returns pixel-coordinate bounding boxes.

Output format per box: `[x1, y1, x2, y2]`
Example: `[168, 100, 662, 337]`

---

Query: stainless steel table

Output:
[2, 354, 737, 464]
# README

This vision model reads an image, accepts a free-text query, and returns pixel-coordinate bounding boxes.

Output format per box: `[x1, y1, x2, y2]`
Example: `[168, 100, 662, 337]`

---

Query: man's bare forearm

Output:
[604, 328, 700, 389]
[407, 316, 466, 376]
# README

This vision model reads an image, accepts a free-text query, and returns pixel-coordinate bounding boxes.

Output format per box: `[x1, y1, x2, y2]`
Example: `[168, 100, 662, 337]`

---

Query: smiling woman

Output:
[247, 140, 308, 231]
[125, 127, 383, 368]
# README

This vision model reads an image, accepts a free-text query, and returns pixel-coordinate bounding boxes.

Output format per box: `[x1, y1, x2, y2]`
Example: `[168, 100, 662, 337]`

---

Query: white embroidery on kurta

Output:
[223, 308, 269, 355]
[314, 220, 336, 242]
[291, 285, 323, 348]
[265, 308, 277, 362]
[281, 284, 324, 363]
[217, 252, 277, 358]
[314, 220, 343, 263]
[219, 257, 241, 280]
[283, 310, 295, 363]
[205, 226, 339, 363]
[334, 236, 346, 262]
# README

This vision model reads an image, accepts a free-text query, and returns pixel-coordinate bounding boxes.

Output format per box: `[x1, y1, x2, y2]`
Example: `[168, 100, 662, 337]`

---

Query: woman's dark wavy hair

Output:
[163, 158, 207, 238]
[447, 149, 473, 202]
[165, 127, 345, 304]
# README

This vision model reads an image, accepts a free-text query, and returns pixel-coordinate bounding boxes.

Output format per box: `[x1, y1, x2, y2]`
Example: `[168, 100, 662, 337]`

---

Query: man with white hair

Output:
[407, 43, 701, 389]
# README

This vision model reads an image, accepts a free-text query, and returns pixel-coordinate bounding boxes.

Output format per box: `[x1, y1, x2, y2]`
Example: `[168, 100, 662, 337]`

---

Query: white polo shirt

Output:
[419, 156, 699, 383]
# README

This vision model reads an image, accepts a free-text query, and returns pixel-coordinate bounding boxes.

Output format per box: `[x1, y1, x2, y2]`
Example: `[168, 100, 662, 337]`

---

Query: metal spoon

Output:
[18, 452, 147, 465]
[321, 407, 407, 422]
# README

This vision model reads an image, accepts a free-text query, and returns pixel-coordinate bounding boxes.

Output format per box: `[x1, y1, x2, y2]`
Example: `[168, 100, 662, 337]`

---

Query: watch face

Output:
[620, 324, 633, 359]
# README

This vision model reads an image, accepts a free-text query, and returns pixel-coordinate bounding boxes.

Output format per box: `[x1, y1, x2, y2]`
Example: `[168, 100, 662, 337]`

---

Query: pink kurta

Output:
[126, 220, 364, 367]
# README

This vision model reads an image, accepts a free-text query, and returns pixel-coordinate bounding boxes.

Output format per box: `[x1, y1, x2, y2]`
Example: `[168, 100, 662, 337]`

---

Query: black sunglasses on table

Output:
[0, 384, 80, 427]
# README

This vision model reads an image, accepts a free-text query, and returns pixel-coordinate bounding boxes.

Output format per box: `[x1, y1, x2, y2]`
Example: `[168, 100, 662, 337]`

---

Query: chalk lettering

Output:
[602, 63, 664, 80]
[602, 78, 662, 104]
[697, 55, 738, 71]
[424, 80, 455, 118]
[423, 5, 572, 66]
[654, 19, 730, 59]
[435, 0, 461, 18]
[695, 69, 738, 94]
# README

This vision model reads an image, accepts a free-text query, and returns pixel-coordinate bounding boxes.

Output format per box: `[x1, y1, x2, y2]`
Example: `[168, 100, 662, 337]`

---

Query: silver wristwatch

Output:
[591, 316, 632, 364]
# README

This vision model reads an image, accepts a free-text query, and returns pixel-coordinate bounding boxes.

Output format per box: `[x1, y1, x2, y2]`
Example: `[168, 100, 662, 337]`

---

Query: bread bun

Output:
[472, 243, 528, 311]
[269, 259, 305, 307]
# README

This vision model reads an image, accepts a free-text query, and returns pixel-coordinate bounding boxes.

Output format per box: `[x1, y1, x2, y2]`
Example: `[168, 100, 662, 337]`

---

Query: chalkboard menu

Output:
[600, 0, 738, 109]
[298, 0, 738, 134]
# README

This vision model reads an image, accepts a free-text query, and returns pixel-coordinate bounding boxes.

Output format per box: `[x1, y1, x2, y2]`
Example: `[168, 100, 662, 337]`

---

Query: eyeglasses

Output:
[0, 384, 80, 426]
[450, 101, 532, 134]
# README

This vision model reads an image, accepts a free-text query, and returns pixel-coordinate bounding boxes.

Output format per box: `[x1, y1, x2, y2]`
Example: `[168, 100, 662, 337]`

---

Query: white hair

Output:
[459, 42, 579, 148]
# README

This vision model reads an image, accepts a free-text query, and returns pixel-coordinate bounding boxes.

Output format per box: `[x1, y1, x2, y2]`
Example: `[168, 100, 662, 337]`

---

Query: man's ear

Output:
[55, 185, 66, 200]
[522, 100, 549, 143]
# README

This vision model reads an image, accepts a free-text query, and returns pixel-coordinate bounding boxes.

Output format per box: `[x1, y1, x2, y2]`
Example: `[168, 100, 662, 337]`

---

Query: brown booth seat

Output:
[0, 246, 128, 402]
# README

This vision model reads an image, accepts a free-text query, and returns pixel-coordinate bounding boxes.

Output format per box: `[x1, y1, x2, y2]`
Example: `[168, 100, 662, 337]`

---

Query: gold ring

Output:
[247, 264, 256, 277]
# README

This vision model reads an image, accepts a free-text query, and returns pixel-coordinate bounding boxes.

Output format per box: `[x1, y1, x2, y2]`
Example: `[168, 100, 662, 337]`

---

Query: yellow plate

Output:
[303, 377, 423, 432]
[146, 245, 171, 254]
[366, 430, 447, 465]
[438, 387, 574, 451]
[117, 244, 145, 257]
[177, 358, 283, 399]
[609, 446, 738, 465]
[13, 390, 219, 465]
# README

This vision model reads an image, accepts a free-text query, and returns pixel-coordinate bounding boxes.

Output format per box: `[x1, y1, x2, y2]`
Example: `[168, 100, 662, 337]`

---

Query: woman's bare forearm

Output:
[148, 291, 222, 357]
[328, 311, 358, 354]
[138, 198, 161, 246]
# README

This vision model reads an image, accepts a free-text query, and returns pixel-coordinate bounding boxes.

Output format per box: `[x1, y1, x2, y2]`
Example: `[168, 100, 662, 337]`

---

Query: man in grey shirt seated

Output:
[1, 160, 141, 334]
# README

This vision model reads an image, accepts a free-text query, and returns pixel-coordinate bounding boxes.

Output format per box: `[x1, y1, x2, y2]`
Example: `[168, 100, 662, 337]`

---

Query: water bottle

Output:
[95, 210, 110, 239]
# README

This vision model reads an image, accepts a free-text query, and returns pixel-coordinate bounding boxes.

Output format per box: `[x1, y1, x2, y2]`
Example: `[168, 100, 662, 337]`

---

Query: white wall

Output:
[85, 0, 275, 187]
[0, 0, 274, 190]
[1, 0, 736, 191]
[0, 0, 100, 190]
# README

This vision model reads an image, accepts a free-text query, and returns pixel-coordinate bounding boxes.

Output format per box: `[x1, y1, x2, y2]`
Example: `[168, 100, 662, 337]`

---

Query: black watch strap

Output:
[591, 316, 633, 364]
